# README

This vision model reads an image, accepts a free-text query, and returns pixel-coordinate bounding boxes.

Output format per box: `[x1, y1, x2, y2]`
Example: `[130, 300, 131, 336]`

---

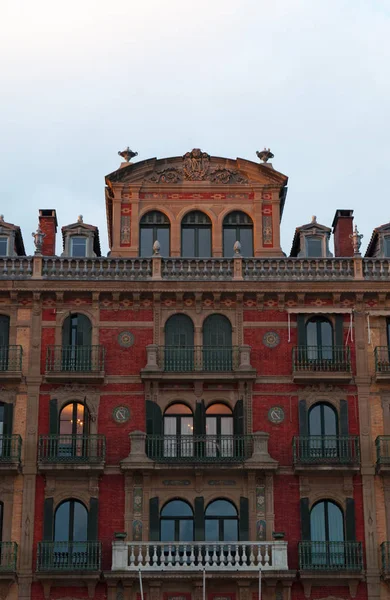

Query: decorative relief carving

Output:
[263, 331, 280, 348]
[256, 486, 266, 513]
[133, 487, 143, 514]
[256, 519, 266, 541]
[118, 331, 135, 347]
[208, 480, 236, 486]
[120, 215, 131, 244]
[133, 519, 142, 541]
[163, 480, 191, 486]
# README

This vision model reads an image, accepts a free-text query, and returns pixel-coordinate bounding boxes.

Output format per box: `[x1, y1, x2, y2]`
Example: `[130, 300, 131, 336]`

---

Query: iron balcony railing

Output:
[0, 345, 23, 372]
[159, 346, 239, 372]
[374, 347, 390, 373]
[375, 436, 390, 466]
[38, 435, 106, 463]
[146, 434, 252, 462]
[0, 435, 22, 463]
[381, 542, 390, 574]
[0, 542, 18, 571]
[46, 345, 105, 373]
[293, 346, 351, 373]
[298, 541, 363, 571]
[36, 541, 101, 571]
[293, 436, 360, 465]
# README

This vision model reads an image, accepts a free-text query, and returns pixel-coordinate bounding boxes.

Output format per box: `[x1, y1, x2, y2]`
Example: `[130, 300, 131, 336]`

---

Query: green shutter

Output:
[335, 315, 344, 347]
[49, 399, 58, 435]
[194, 497, 205, 541]
[300, 497, 311, 541]
[146, 400, 162, 435]
[149, 497, 159, 541]
[345, 497, 356, 541]
[194, 401, 206, 435]
[43, 497, 54, 541]
[299, 400, 308, 436]
[0, 316, 10, 346]
[239, 497, 249, 541]
[339, 400, 349, 435]
[87, 498, 99, 541]
[297, 315, 306, 346]
[3, 403, 13, 436]
[233, 399, 244, 435]
[62, 315, 71, 346]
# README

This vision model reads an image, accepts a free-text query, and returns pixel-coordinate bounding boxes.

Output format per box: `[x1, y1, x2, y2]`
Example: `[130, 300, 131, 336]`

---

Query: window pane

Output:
[59, 404, 74, 435]
[310, 502, 326, 541]
[197, 228, 211, 257]
[0, 238, 8, 256]
[306, 237, 323, 258]
[205, 519, 218, 541]
[223, 519, 238, 541]
[239, 228, 253, 257]
[157, 227, 170, 257]
[140, 228, 153, 257]
[161, 500, 192, 517]
[206, 404, 232, 415]
[180, 416, 193, 436]
[320, 321, 333, 347]
[385, 237, 390, 258]
[182, 228, 195, 257]
[55, 502, 70, 541]
[323, 405, 337, 435]
[220, 417, 233, 435]
[179, 520, 193, 541]
[327, 502, 344, 541]
[165, 404, 192, 415]
[306, 321, 318, 346]
[73, 502, 88, 541]
[161, 520, 175, 541]
[71, 238, 87, 257]
[309, 405, 322, 436]
[223, 228, 236, 257]
[205, 500, 237, 517]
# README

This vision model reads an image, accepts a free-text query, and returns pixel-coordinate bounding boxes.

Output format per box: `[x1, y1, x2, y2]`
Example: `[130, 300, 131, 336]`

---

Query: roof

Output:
[365, 221, 390, 257]
[0, 216, 26, 255]
[61, 219, 101, 257]
[290, 216, 331, 257]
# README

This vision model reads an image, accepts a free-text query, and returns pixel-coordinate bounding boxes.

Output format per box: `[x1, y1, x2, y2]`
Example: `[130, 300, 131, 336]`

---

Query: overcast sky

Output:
[1, 0, 389, 256]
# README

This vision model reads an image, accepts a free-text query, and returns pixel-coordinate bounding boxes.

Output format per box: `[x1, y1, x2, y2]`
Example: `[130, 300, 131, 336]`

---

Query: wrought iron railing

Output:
[0, 345, 23, 372]
[375, 436, 390, 465]
[36, 541, 101, 571]
[292, 346, 351, 372]
[38, 435, 106, 463]
[0, 542, 18, 571]
[42, 257, 152, 279]
[381, 542, 390, 574]
[293, 436, 360, 465]
[0, 435, 22, 463]
[375, 347, 390, 373]
[146, 435, 252, 462]
[45, 345, 105, 372]
[298, 541, 362, 571]
[112, 540, 288, 571]
[158, 346, 239, 372]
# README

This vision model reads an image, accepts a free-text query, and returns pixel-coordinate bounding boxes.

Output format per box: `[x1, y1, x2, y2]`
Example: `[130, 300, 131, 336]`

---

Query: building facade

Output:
[0, 149, 389, 600]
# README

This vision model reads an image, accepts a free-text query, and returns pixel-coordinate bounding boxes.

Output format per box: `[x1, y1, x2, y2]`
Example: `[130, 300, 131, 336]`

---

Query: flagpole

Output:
[258, 565, 262, 600]
[203, 567, 206, 600]
[139, 567, 144, 600]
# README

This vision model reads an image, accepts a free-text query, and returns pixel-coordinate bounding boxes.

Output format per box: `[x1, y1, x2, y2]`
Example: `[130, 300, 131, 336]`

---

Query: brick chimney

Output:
[332, 209, 354, 257]
[39, 209, 58, 256]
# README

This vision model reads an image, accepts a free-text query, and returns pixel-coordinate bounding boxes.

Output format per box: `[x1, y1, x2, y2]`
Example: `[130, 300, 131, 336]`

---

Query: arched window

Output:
[0, 315, 10, 371]
[54, 499, 88, 543]
[205, 499, 238, 542]
[203, 315, 232, 371]
[223, 211, 253, 257]
[0, 401, 13, 458]
[206, 404, 233, 457]
[58, 402, 89, 459]
[164, 314, 194, 371]
[164, 404, 193, 458]
[140, 211, 170, 257]
[181, 211, 211, 257]
[62, 314, 92, 371]
[306, 317, 333, 360]
[308, 403, 338, 459]
[160, 500, 194, 542]
[310, 500, 344, 567]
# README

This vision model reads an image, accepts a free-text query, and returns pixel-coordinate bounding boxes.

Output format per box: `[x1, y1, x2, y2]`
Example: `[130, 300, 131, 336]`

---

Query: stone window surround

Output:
[159, 310, 237, 347]
[62, 228, 96, 258]
[299, 386, 349, 417]
[297, 229, 333, 259]
[54, 308, 99, 346]
[45, 474, 99, 509]
[155, 391, 239, 417]
[0, 226, 16, 257]
[49, 389, 101, 436]
[300, 475, 354, 512]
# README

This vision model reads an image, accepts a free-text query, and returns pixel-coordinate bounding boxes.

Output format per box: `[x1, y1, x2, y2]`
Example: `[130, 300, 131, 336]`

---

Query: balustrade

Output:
[298, 541, 362, 571]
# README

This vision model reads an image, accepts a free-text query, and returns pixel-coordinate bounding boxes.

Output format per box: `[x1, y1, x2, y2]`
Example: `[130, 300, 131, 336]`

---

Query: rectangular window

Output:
[306, 237, 323, 258]
[70, 237, 87, 257]
[384, 237, 390, 257]
[0, 237, 8, 256]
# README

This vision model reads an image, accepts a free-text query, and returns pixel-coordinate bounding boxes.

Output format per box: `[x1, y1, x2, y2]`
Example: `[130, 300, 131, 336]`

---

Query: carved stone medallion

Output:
[268, 406, 285, 424]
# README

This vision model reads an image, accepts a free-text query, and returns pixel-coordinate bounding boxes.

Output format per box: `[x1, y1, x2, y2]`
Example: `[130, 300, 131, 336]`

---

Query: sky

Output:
[1, 0, 389, 256]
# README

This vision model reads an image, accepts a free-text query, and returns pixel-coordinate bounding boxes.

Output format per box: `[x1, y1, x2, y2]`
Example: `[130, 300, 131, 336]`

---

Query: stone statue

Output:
[32, 225, 46, 255]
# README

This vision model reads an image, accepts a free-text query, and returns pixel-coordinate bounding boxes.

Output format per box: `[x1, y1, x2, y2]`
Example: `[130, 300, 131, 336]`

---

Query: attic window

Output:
[70, 237, 87, 258]
[305, 236, 323, 258]
[0, 237, 8, 256]
[384, 236, 390, 258]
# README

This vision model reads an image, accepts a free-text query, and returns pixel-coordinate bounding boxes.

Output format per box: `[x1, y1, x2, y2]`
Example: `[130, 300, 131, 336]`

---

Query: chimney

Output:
[39, 209, 58, 256]
[332, 209, 354, 257]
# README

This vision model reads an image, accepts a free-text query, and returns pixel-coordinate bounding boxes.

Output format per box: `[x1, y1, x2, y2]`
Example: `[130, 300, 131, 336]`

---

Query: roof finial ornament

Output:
[118, 147, 138, 163]
[256, 148, 274, 163]
[153, 240, 161, 256]
[233, 240, 242, 256]
[311, 215, 317, 223]
[350, 224, 363, 256]
[77, 215, 83, 223]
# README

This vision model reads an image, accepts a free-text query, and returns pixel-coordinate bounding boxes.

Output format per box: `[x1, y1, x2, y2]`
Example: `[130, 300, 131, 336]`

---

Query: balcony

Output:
[381, 542, 390, 579]
[375, 436, 390, 474]
[292, 346, 352, 383]
[38, 435, 106, 473]
[141, 345, 256, 381]
[0, 346, 23, 381]
[299, 541, 363, 571]
[293, 436, 360, 473]
[146, 434, 253, 463]
[36, 541, 101, 572]
[45, 345, 105, 382]
[0, 435, 22, 472]
[374, 347, 390, 381]
[0, 542, 18, 573]
[112, 540, 288, 574]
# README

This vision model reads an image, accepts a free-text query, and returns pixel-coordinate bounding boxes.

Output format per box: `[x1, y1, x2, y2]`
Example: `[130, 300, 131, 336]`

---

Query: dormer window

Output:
[306, 236, 323, 258]
[0, 237, 8, 257]
[70, 237, 87, 258]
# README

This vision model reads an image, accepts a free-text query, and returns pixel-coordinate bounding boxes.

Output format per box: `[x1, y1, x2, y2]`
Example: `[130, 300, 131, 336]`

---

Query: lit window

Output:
[306, 237, 323, 258]
[70, 237, 87, 257]
[384, 237, 390, 258]
[0, 237, 8, 256]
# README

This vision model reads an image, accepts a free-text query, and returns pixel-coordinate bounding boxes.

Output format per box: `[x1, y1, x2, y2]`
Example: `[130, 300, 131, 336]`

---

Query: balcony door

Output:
[206, 404, 233, 457]
[310, 500, 345, 567]
[0, 316, 10, 371]
[62, 314, 92, 371]
[308, 403, 338, 459]
[54, 499, 88, 568]
[306, 317, 333, 361]
[181, 211, 211, 258]
[164, 314, 194, 371]
[205, 499, 238, 542]
[160, 500, 194, 542]
[223, 211, 253, 257]
[203, 315, 232, 371]
[58, 402, 89, 459]
[163, 404, 193, 458]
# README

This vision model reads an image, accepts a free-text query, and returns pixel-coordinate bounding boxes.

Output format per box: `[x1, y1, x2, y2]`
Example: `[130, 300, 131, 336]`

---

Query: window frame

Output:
[160, 499, 194, 542]
[70, 236, 87, 258]
[181, 211, 212, 258]
[222, 211, 254, 257]
[54, 499, 88, 542]
[384, 235, 390, 258]
[140, 211, 171, 257]
[205, 499, 238, 542]
[305, 236, 324, 258]
[0, 237, 8, 257]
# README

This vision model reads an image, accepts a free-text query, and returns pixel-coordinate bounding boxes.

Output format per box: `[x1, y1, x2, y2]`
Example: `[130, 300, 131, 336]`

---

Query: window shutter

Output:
[87, 497, 99, 541]
[49, 399, 58, 435]
[297, 315, 306, 346]
[149, 497, 159, 541]
[3, 403, 13, 436]
[239, 497, 249, 541]
[146, 401, 162, 435]
[339, 400, 349, 435]
[345, 497, 356, 541]
[62, 316, 71, 346]
[300, 497, 311, 541]
[195, 401, 206, 435]
[0, 316, 10, 346]
[335, 315, 344, 347]
[43, 497, 54, 541]
[194, 497, 205, 541]
[299, 400, 308, 436]
[233, 399, 244, 435]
